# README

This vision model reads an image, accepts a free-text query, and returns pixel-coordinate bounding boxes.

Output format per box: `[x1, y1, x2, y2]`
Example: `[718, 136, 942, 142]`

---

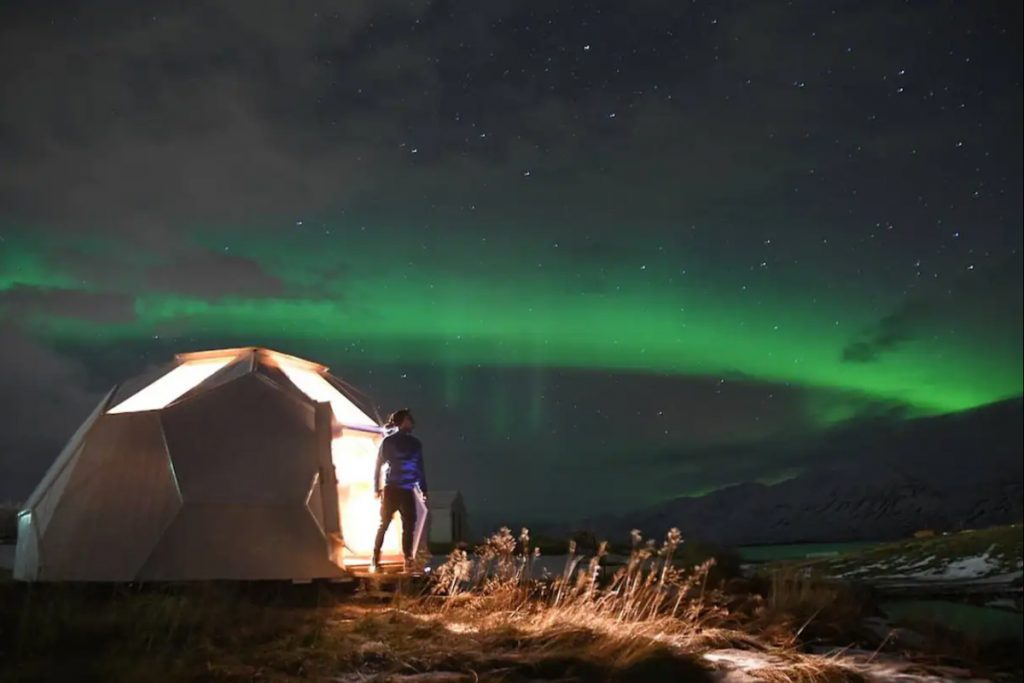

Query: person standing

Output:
[371, 409, 427, 572]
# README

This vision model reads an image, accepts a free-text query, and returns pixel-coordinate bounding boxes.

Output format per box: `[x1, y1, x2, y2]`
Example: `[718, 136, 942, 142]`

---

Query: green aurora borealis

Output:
[3, 227, 1020, 420]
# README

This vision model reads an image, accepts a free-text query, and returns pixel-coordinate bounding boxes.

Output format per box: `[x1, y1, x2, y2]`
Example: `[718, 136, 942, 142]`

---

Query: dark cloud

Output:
[842, 301, 927, 363]
[2, 0, 1018, 261]
[0, 0, 430, 243]
[146, 251, 284, 298]
[0, 284, 136, 324]
[843, 254, 1024, 364]
[0, 330, 103, 501]
[43, 244, 290, 299]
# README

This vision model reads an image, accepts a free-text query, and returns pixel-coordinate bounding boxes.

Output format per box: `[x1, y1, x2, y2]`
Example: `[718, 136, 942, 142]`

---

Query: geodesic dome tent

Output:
[14, 347, 408, 582]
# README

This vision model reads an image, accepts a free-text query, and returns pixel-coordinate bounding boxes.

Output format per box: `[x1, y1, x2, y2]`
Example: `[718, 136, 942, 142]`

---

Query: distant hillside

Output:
[807, 523, 1023, 593]
[604, 398, 1023, 546]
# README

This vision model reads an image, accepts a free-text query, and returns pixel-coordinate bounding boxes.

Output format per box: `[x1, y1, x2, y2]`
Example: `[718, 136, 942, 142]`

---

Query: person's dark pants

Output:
[373, 485, 417, 563]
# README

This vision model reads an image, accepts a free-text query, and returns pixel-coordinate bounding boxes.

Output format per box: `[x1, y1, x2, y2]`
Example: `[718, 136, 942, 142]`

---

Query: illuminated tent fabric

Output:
[14, 347, 398, 582]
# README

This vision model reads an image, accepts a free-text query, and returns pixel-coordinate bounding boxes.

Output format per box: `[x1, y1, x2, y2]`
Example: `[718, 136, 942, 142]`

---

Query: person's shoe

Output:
[368, 561, 379, 574]
[403, 559, 416, 574]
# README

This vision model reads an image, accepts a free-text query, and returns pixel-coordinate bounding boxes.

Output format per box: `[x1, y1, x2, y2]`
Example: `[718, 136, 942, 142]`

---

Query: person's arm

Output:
[374, 439, 386, 495]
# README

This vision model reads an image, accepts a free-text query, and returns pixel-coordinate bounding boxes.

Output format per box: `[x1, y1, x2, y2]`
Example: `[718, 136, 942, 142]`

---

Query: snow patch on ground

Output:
[838, 561, 891, 578]
[705, 648, 994, 682]
[903, 555, 938, 571]
[907, 546, 998, 580]
[836, 544, 1021, 586]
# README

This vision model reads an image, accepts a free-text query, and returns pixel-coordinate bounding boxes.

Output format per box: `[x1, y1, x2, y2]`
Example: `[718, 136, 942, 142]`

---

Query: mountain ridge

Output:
[598, 397, 1023, 545]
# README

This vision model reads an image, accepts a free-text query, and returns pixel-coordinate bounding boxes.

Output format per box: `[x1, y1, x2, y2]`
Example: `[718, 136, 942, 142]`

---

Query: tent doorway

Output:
[271, 354, 406, 568]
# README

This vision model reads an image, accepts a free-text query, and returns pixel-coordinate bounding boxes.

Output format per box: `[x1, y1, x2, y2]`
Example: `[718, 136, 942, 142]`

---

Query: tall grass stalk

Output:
[429, 527, 719, 643]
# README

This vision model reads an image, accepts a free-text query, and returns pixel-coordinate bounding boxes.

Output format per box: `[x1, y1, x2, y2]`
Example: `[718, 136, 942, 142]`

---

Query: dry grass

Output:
[750, 565, 877, 646]
[0, 527, 866, 682]
[0, 579, 714, 682]
[3, 525, 1012, 682]
[415, 527, 863, 682]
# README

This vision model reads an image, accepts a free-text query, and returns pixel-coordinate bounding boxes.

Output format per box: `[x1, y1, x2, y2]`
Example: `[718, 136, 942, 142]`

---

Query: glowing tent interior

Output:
[14, 347, 413, 581]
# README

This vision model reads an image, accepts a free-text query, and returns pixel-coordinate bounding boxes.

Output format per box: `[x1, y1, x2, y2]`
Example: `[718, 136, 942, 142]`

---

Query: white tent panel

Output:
[139, 504, 345, 581]
[161, 373, 318, 504]
[24, 389, 113, 511]
[31, 444, 82, 538]
[108, 358, 234, 413]
[276, 359, 376, 428]
[35, 413, 182, 581]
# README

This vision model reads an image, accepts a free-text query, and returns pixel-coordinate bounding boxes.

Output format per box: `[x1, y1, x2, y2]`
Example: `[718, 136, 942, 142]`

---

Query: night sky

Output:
[1, 1, 1021, 526]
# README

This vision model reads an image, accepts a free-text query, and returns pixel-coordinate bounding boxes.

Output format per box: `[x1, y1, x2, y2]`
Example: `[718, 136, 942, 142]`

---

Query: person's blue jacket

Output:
[374, 431, 427, 494]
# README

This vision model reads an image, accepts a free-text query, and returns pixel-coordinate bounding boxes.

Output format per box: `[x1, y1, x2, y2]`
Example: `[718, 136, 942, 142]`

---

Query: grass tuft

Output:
[417, 526, 864, 681]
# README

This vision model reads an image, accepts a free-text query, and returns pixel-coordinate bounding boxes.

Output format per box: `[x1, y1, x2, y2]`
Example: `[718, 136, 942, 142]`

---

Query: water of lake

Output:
[882, 600, 1023, 642]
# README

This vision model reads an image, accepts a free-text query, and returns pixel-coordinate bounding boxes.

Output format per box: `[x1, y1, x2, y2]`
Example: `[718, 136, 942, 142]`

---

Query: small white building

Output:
[427, 490, 468, 545]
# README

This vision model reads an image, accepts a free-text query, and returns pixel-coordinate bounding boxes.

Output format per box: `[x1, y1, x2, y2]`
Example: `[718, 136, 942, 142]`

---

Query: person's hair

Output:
[387, 408, 414, 428]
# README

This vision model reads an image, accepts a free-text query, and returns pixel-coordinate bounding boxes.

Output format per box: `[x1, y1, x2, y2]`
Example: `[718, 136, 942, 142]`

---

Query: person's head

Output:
[387, 408, 415, 432]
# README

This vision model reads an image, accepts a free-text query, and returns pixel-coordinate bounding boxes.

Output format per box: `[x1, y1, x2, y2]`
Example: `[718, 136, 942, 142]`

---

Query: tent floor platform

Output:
[348, 564, 430, 595]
